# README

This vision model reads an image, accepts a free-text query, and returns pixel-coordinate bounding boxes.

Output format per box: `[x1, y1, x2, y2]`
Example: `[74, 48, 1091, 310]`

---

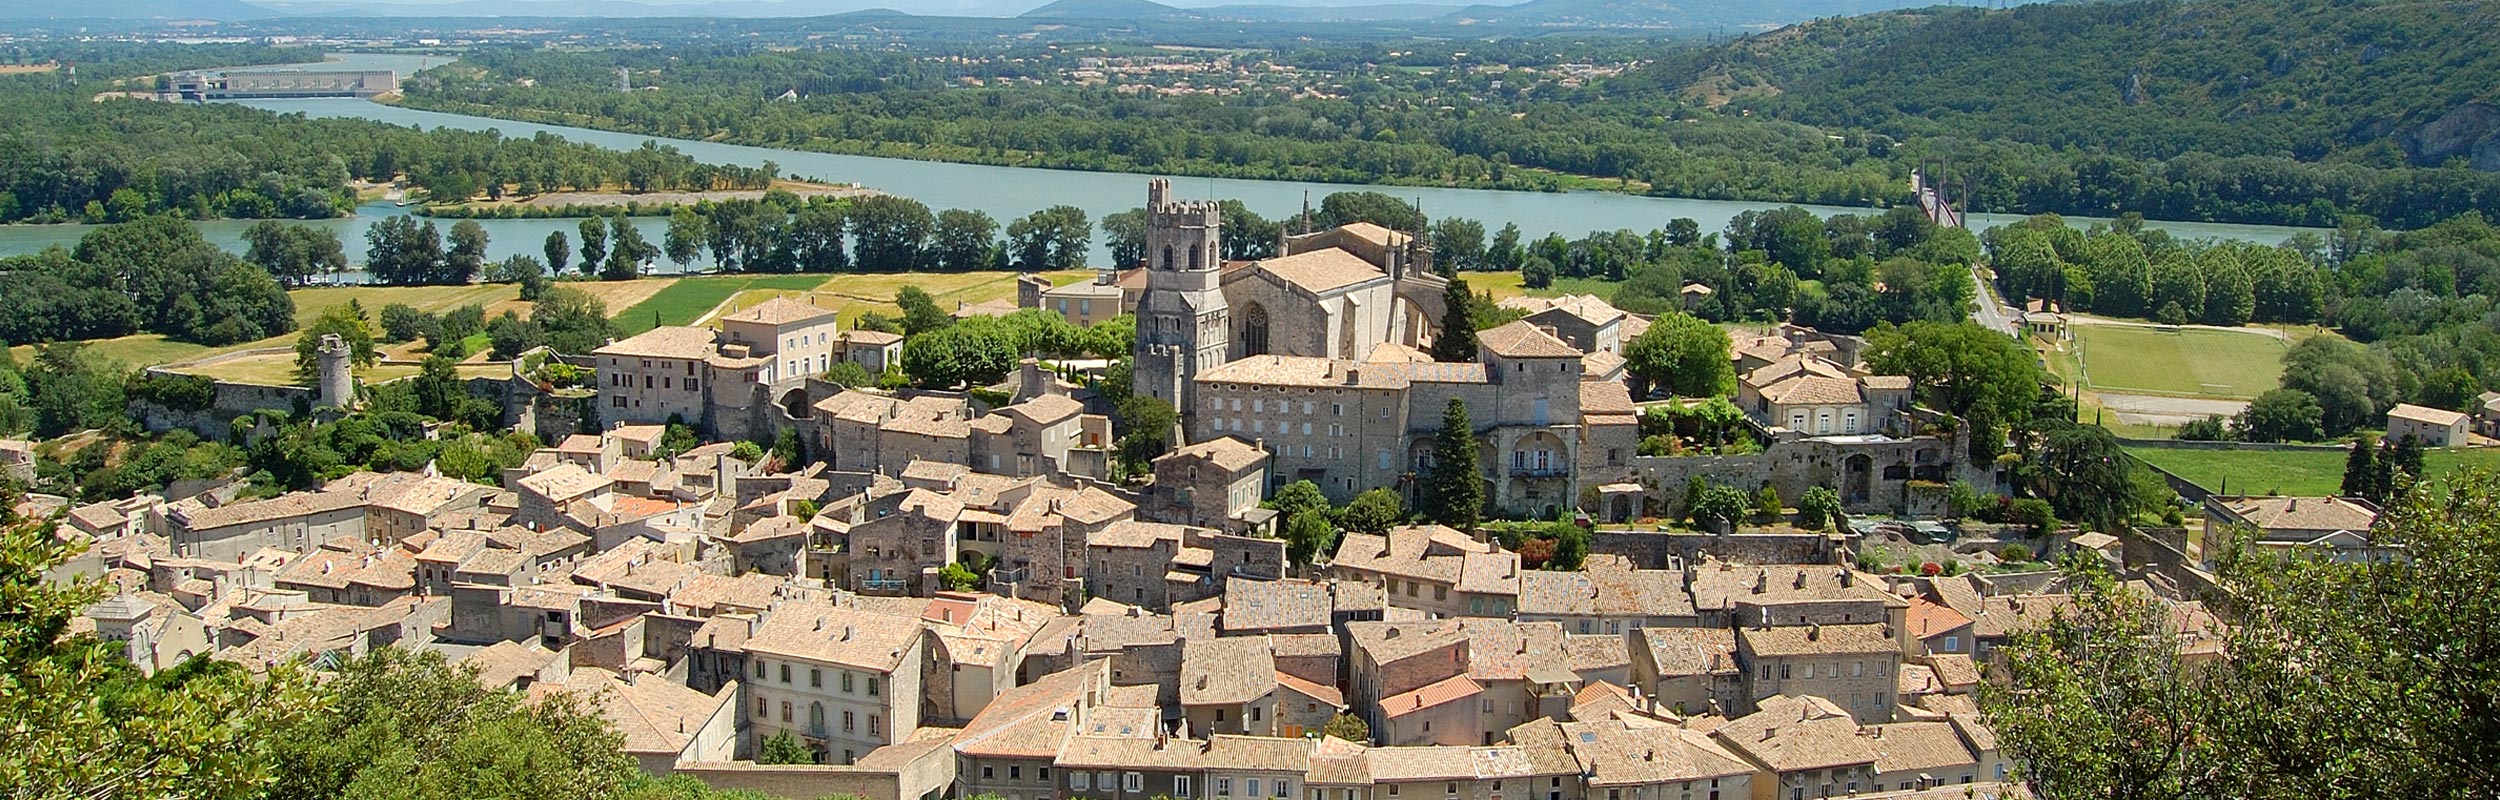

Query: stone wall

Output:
[673, 762, 905, 800]
[1626, 434, 1982, 517]
[1590, 530, 1843, 570]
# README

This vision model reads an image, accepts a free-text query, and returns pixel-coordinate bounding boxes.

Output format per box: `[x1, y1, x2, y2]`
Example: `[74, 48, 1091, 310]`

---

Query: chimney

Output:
[1752, 569, 1767, 594]
[843, 625, 855, 641]
[1807, 624, 1822, 641]
[1794, 571, 1807, 590]
[1840, 571, 1854, 589]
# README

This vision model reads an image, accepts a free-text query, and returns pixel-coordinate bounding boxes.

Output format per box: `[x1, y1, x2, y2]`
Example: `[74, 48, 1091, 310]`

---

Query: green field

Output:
[2128, 446, 2500, 497]
[2075, 324, 2287, 399]
[1459, 270, 1626, 304]
[610, 275, 834, 335]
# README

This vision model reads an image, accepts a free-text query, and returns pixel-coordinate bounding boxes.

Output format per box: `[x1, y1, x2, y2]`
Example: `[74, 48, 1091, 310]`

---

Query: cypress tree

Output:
[2339, 435, 2381, 502]
[1432, 277, 1479, 362]
[1421, 398, 1483, 530]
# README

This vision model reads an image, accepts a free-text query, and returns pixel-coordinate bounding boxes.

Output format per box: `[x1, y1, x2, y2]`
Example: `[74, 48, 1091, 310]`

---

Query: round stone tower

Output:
[316, 333, 354, 409]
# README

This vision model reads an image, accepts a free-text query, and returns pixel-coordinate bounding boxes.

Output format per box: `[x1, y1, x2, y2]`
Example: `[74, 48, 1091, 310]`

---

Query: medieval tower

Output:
[1131, 179, 1229, 420]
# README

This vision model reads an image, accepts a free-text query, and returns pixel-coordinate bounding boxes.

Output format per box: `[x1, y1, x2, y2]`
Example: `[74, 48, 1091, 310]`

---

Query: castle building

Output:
[1133, 179, 1232, 416]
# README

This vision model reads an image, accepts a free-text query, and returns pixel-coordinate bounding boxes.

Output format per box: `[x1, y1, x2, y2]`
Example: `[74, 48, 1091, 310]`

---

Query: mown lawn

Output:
[2127, 446, 2500, 497]
[1459, 270, 1625, 304]
[2075, 324, 2286, 399]
[610, 274, 833, 334]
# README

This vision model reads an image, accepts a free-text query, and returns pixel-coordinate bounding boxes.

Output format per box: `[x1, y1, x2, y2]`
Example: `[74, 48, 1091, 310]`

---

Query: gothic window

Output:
[1242, 303, 1271, 356]
[1190, 242, 1203, 270]
[1162, 245, 1176, 271]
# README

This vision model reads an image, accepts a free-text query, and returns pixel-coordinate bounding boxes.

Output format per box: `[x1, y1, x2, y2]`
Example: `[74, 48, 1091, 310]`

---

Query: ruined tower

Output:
[1131, 179, 1228, 426]
[315, 333, 354, 409]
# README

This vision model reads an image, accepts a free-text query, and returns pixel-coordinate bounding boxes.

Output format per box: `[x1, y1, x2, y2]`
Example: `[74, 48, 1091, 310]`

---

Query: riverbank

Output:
[416, 180, 882, 219]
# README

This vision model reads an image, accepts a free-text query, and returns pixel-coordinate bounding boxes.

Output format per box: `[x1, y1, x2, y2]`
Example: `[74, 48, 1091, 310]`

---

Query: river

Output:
[0, 52, 2322, 270]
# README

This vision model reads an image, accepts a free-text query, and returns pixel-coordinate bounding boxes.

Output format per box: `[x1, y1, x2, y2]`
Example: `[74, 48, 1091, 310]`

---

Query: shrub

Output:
[2000, 542, 2034, 563]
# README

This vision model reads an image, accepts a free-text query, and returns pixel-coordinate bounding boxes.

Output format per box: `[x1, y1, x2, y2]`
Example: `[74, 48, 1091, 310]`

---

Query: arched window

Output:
[1160, 245, 1176, 270]
[1241, 303, 1270, 356]
[809, 702, 826, 734]
[1190, 242, 1203, 270]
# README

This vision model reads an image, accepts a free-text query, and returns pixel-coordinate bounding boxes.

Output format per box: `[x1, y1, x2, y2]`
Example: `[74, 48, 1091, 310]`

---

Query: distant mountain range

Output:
[0, 0, 278, 20]
[11, 0, 1941, 28]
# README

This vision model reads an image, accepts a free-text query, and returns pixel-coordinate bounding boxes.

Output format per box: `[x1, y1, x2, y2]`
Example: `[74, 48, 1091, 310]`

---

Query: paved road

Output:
[1968, 266, 2020, 336]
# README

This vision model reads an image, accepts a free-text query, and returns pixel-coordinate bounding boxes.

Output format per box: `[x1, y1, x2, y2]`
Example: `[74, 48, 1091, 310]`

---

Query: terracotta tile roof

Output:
[462, 640, 559, 689]
[1925, 654, 1979, 689]
[274, 536, 417, 593]
[1564, 634, 1630, 673]
[1274, 670, 1345, 708]
[1364, 341, 1435, 364]
[171, 487, 365, 531]
[2214, 495, 2378, 535]
[1057, 735, 1213, 770]
[1635, 627, 1739, 678]
[1868, 721, 1978, 775]
[1257, 248, 1387, 294]
[954, 660, 1107, 759]
[721, 296, 837, 327]
[1580, 350, 1626, 379]
[518, 463, 610, 502]
[1907, 596, 1974, 641]
[1181, 636, 1278, 706]
[1496, 294, 1627, 327]
[1333, 222, 1411, 249]
[1689, 562, 1901, 613]
[840, 329, 903, 346]
[1203, 734, 1315, 772]
[1578, 381, 1636, 416]
[535, 667, 733, 758]
[1558, 718, 1757, 786]
[1479, 321, 1584, 359]
[669, 573, 785, 615]
[1162, 436, 1269, 473]
[1738, 622, 1897, 658]
[1710, 695, 1877, 773]
[1517, 556, 1693, 618]
[1380, 674, 1482, 719]
[1759, 374, 1865, 407]
[1308, 737, 1372, 782]
[1001, 393, 1085, 425]
[594, 325, 716, 359]
[744, 602, 923, 672]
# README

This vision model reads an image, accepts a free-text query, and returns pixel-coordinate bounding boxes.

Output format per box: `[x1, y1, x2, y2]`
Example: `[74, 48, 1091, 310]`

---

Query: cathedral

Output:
[1124, 179, 1453, 423]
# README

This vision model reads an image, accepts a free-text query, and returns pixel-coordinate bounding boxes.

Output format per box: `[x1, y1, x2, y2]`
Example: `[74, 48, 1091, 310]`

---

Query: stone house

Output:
[1514, 554, 1697, 635]
[2200, 495, 2390, 565]
[742, 602, 929, 766]
[1628, 626, 1742, 718]
[535, 667, 740, 775]
[1146, 435, 1275, 535]
[1329, 526, 1522, 619]
[1708, 696, 1879, 800]
[1735, 623, 1901, 721]
[716, 297, 842, 385]
[1495, 294, 1630, 355]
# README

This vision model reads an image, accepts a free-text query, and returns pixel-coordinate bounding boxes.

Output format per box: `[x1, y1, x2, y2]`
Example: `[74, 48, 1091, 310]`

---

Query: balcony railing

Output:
[988, 567, 1029, 586]
[1510, 465, 1569, 478]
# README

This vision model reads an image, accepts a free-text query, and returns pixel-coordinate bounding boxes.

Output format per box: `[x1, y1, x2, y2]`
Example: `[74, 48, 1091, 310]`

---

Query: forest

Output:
[397, 0, 2500, 229]
[0, 73, 772, 225]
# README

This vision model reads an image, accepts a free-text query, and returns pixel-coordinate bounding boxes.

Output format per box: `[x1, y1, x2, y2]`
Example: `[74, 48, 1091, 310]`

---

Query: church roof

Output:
[1258, 249, 1385, 295]
[1335, 222, 1413, 248]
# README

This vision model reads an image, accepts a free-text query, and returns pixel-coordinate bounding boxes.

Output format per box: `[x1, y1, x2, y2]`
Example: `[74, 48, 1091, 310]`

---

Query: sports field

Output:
[2075, 324, 2286, 399]
[2127, 446, 2500, 498]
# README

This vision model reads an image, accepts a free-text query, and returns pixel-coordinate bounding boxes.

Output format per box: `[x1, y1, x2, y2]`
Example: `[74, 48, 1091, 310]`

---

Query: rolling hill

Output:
[1619, 0, 2500, 170]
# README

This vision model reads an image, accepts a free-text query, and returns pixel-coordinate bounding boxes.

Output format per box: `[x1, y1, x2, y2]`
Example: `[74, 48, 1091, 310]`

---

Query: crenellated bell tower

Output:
[1132, 179, 1229, 426]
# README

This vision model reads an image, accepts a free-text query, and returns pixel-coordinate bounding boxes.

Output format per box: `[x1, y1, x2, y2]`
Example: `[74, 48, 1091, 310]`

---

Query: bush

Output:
[2008, 498, 2056, 532]
[2174, 415, 2229, 441]
[1797, 486, 1845, 531]
[2000, 542, 2034, 563]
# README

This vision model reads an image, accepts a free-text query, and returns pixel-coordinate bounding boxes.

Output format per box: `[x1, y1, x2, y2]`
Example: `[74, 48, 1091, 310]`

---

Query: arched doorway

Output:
[1844, 454, 1874, 505]
[1240, 302, 1270, 356]
[778, 386, 812, 419]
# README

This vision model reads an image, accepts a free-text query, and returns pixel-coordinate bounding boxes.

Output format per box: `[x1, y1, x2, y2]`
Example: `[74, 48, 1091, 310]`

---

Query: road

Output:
[1968, 266, 2020, 336]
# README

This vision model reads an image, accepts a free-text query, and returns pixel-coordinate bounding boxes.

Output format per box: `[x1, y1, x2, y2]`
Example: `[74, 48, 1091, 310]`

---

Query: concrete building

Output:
[2386, 403, 2470, 447]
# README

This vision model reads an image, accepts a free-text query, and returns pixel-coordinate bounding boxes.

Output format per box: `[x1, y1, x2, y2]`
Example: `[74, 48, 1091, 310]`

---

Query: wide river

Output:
[0, 52, 2320, 271]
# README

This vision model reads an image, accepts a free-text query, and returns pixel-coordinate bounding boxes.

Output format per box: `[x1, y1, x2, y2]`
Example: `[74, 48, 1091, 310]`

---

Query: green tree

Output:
[759, 730, 815, 766]
[1269, 479, 1330, 521]
[1754, 485, 1784, 524]
[1100, 208, 1148, 268]
[1623, 312, 1735, 399]
[2235, 388, 2325, 443]
[937, 562, 981, 593]
[896, 285, 953, 336]
[1339, 488, 1406, 534]
[1419, 398, 1483, 530]
[603, 215, 652, 280]
[664, 206, 708, 271]
[847, 195, 934, 270]
[445, 219, 489, 283]
[824, 360, 875, 388]
[1114, 394, 1178, 471]
[1688, 484, 1751, 532]
[267, 648, 641, 800]
[1322, 712, 1370, 743]
[1429, 217, 1487, 274]
[295, 302, 378, 382]
[1283, 509, 1338, 567]
[575, 217, 608, 276]
[543, 229, 571, 275]
[531, 287, 618, 356]
[1797, 486, 1844, 531]
[931, 208, 1000, 272]
[1006, 205, 1090, 272]
[1431, 276, 1479, 362]
[1864, 320, 2044, 424]
[2339, 435, 2383, 502]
